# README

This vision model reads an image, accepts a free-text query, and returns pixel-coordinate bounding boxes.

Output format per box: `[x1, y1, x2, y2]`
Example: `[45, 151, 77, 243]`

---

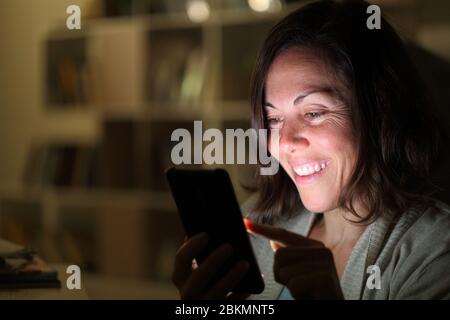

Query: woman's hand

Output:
[172, 232, 251, 300]
[244, 219, 344, 300]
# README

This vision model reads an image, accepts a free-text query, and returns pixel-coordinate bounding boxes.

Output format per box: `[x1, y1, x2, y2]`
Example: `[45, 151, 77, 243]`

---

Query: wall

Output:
[0, 0, 99, 188]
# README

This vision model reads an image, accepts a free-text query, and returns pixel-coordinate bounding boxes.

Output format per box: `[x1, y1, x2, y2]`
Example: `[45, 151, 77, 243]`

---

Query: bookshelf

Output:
[0, 1, 293, 286]
[0, 0, 435, 294]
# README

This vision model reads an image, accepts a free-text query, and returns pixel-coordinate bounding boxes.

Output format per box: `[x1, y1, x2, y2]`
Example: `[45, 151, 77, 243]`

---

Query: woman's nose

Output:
[279, 120, 309, 154]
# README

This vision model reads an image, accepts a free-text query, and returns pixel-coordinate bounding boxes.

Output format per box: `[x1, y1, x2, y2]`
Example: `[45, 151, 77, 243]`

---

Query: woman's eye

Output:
[304, 111, 325, 121]
[267, 116, 283, 128]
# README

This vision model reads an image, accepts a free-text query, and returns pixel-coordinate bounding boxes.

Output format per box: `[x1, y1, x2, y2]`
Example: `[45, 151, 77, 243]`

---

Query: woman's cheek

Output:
[267, 135, 280, 160]
[316, 120, 353, 151]
[268, 140, 291, 177]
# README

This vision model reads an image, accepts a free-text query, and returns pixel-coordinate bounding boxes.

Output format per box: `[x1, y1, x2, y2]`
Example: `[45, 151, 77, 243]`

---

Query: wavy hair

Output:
[250, 0, 442, 224]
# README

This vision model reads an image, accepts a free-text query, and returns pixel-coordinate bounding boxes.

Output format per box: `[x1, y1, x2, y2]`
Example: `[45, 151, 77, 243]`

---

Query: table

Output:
[0, 264, 89, 300]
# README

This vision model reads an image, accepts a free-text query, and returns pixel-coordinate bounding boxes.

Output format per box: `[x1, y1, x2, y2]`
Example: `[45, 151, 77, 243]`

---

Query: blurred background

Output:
[0, 0, 449, 299]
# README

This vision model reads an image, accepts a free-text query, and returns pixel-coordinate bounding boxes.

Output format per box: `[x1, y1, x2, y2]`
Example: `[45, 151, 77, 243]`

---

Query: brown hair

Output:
[250, 0, 441, 224]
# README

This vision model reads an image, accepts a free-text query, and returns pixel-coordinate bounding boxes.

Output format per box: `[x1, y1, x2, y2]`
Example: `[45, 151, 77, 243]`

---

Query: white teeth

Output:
[293, 161, 329, 177]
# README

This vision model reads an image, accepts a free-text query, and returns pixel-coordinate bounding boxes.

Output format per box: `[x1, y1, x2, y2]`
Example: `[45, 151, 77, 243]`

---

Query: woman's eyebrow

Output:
[264, 86, 341, 109]
[293, 87, 338, 105]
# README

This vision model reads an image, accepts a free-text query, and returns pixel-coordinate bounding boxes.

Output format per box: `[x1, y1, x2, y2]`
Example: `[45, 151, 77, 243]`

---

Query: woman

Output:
[171, 0, 450, 300]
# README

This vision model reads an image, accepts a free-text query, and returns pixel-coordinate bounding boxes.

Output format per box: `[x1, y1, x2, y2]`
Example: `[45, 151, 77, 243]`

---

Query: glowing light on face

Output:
[265, 48, 357, 213]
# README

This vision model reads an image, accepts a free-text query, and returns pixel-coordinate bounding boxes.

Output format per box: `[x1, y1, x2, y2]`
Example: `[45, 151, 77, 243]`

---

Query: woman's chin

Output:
[299, 194, 335, 214]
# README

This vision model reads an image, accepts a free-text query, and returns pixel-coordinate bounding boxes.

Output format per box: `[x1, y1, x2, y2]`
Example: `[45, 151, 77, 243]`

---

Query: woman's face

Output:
[265, 48, 357, 213]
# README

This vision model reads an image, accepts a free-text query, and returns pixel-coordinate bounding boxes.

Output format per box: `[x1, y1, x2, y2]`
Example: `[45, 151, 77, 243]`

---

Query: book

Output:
[0, 200, 41, 249]
[99, 120, 136, 188]
[23, 143, 100, 188]
[180, 48, 208, 105]
[0, 239, 61, 290]
[46, 37, 88, 107]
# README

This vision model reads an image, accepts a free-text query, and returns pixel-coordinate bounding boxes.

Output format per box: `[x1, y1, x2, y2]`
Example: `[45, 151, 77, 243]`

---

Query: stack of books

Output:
[0, 239, 60, 289]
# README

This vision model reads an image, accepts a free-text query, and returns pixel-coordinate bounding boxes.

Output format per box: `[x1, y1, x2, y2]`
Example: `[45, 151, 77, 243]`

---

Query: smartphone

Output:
[166, 167, 265, 294]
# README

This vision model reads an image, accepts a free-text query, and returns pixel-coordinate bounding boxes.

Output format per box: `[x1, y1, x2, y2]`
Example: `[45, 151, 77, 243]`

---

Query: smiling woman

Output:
[250, 5, 442, 225]
[263, 48, 357, 214]
[170, 0, 450, 300]
[244, 0, 450, 300]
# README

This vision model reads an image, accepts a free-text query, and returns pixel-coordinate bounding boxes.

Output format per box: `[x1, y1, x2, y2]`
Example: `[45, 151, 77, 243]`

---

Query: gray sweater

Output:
[242, 196, 450, 300]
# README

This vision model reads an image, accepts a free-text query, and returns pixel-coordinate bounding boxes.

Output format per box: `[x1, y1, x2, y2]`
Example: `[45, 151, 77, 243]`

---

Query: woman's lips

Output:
[291, 160, 330, 185]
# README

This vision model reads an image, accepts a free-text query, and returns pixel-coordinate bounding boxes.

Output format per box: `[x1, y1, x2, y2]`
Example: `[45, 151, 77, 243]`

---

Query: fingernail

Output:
[270, 240, 283, 252]
[243, 218, 254, 230]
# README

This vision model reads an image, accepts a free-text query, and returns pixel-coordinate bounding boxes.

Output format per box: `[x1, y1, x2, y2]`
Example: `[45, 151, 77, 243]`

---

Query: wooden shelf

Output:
[83, 271, 178, 299]
[99, 102, 251, 122]
[45, 0, 424, 42]
[45, 104, 97, 110]
[0, 186, 176, 211]
[46, 1, 308, 42]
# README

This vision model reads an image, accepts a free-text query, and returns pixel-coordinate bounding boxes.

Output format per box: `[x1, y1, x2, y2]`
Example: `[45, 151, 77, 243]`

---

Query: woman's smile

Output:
[291, 159, 330, 185]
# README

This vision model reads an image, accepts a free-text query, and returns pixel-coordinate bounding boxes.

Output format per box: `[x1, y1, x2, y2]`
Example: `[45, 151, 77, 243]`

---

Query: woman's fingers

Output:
[273, 246, 332, 269]
[243, 220, 342, 300]
[226, 291, 251, 300]
[245, 220, 322, 247]
[272, 246, 335, 286]
[181, 243, 233, 298]
[287, 272, 344, 300]
[205, 260, 250, 299]
[270, 240, 284, 251]
[172, 232, 208, 288]
[275, 261, 329, 285]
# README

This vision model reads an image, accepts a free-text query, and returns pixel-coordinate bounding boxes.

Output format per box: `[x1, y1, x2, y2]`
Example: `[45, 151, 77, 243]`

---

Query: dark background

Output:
[0, 0, 449, 298]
